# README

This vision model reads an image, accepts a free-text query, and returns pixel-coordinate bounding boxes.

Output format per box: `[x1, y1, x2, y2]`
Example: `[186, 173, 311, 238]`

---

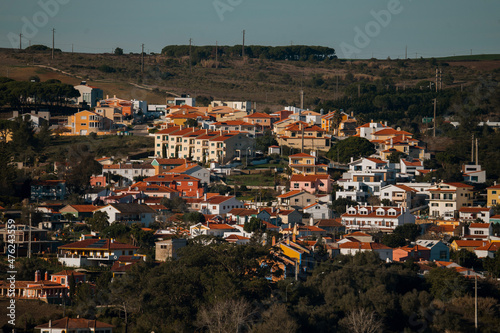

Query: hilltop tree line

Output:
[161, 45, 336, 63]
[0, 77, 80, 110]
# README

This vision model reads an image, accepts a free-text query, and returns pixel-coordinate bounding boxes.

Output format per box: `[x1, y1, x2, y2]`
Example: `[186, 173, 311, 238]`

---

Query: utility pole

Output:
[433, 98, 437, 137]
[405, 45, 407, 59]
[71, 43, 73, 54]
[300, 90, 304, 109]
[471, 134, 475, 162]
[52, 28, 55, 60]
[435, 68, 439, 92]
[189, 38, 192, 73]
[476, 138, 479, 165]
[215, 41, 218, 69]
[301, 122, 305, 153]
[141, 43, 144, 73]
[28, 206, 32, 259]
[242, 30, 245, 58]
[475, 273, 478, 332]
[19, 33, 22, 50]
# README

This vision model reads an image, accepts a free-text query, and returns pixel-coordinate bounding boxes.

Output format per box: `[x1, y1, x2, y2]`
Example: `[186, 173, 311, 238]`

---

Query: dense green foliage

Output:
[327, 137, 376, 163]
[161, 45, 336, 63]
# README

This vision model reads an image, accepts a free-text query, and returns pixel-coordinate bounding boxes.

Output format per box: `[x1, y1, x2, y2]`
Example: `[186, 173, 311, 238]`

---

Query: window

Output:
[295, 199, 299, 203]
[493, 191, 497, 195]
[440, 251, 447, 259]
[445, 203, 453, 207]
[81, 116, 87, 120]
[306, 199, 311, 203]
[293, 183, 299, 188]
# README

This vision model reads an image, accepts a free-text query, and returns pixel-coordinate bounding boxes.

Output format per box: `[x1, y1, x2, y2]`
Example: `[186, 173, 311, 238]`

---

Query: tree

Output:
[88, 211, 109, 231]
[183, 212, 205, 224]
[185, 118, 198, 128]
[451, 249, 482, 269]
[244, 217, 266, 233]
[197, 298, 254, 333]
[326, 137, 375, 163]
[387, 151, 406, 163]
[340, 308, 383, 333]
[393, 224, 421, 242]
[382, 233, 406, 248]
[161, 197, 188, 213]
[255, 130, 278, 152]
[114, 47, 124, 55]
[330, 197, 357, 215]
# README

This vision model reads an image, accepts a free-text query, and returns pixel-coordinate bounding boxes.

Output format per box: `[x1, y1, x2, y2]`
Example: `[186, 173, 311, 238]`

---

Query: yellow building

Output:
[487, 184, 500, 207]
[288, 153, 328, 175]
[67, 110, 107, 135]
[277, 122, 331, 151]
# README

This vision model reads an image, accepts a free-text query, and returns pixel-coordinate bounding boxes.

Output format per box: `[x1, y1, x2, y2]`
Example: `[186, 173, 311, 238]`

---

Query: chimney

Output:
[49, 320, 52, 328]
[45, 271, 49, 281]
[204, 193, 207, 201]
[385, 121, 388, 126]
[351, 111, 354, 117]
[106, 95, 109, 99]
[35, 270, 41, 282]
[292, 233, 296, 243]
[310, 216, 314, 226]
[272, 236, 276, 246]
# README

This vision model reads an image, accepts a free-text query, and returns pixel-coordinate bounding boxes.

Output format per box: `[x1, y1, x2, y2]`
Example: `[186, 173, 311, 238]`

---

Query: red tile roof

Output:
[244, 112, 274, 119]
[277, 190, 303, 198]
[459, 207, 491, 213]
[58, 239, 138, 250]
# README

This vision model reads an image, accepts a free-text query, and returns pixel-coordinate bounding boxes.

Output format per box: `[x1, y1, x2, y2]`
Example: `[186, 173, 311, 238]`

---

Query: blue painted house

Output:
[416, 239, 450, 262]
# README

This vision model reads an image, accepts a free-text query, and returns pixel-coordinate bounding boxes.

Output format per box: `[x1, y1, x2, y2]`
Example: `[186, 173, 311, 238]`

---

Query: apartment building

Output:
[277, 121, 331, 151]
[341, 205, 416, 232]
[428, 182, 474, 219]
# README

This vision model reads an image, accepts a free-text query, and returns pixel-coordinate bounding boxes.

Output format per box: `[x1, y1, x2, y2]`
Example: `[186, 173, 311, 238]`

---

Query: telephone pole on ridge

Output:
[242, 30, 245, 58]
[141, 43, 144, 73]
[52, 28, 55, 60]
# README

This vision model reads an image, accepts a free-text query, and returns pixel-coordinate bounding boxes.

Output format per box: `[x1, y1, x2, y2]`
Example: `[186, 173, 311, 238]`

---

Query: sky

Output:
[0, 0, 499, 59]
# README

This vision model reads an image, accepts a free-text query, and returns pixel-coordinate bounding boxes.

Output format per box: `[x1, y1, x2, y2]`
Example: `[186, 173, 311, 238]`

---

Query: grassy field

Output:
[226, 174, 276, 187]
[1, 48, 499, 113]
[44, 135, 154, 161]
[436, 54, 500, 61]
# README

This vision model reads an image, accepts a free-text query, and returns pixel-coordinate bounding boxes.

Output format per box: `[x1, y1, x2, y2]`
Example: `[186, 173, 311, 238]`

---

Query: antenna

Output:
[189, 38, 192, 73]
[19, 33, 23, 50]
[141, 43, 144, 73]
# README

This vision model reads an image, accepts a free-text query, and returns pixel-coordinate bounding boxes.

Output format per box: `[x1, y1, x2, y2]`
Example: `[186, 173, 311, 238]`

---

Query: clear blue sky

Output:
[1, 0, 499, 59]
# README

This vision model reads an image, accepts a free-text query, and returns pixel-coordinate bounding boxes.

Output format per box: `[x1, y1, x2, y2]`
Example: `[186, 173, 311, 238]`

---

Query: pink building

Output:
[290, 174, 332, 194]
[90, 175, 107, 187]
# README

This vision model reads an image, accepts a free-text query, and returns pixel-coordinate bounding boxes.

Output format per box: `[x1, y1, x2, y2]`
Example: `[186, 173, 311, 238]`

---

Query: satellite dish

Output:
[113, 255, 118, 260]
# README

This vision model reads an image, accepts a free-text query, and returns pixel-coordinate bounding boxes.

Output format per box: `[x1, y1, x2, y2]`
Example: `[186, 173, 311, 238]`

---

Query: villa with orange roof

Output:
[59, 204, 102, 220]
[428, 182, 474, 219]
[290, 174, 333, 194]
[243, 112, 275, 130]
[474, 242, 500, 258]
[288, 153, 328, 175]
[277, 121, 331, 151]
[321, 110, 357, 136]
[356, 121, 389, 140]
[209, 120, 257, 137]
[199, 195, 244, 215]
[143, 173, 203, 197]
[393, 244, 431, 262]
[163, 162, 210, 185]
[380, 184, 418, 209]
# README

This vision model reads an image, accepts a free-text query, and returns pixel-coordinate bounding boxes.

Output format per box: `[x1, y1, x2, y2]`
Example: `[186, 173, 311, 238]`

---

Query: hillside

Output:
[1, 47, 499, 113]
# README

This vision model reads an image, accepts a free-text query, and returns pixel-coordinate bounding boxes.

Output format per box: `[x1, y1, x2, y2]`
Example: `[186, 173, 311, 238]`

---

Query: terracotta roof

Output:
[398, 244, 430, 252]
[52, 270, 85, 276]
[339, 242, 391, 250]
[393, 185, 418, 192]
[475, 242, 500, 252]
[31, 179, 65, 186]
[61, 205, 102, 213]
[145, 173, 200, 183]
[469, 223, 490, 229]
[58, 238, 138, 250]
[289, 153, 315, 158]
[349, 231, 372, 237]
[203, 195, 235, 204]
[453, 240, 486, 248]
[152, 158, 187, 165]
[487, 184, 500, 189]
[315, 218, 342, 227]
[35, 317, 115, 329]
[459, 207, 491, 213]
[401, 159, 423, 167]
[244, 112, 274, 119]
[442, 182, 474, 188]
[365, 158, 387, 164]
[373, 128, 413, 136]
[277, 190, 303, 198]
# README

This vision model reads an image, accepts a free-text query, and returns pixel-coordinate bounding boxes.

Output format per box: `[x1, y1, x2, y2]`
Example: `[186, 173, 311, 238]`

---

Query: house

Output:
[94, 106, 124, 124]
[281, 224, 327, 238]
[338, 242, 393, 261]
[165, 162, 211, 185]
[31, 180, 66, 201]
[98, 95, 133, 117]
[290, 174, 332, 194]
[67, 110, 111, 135]
[314, 219, 344, 234]
[102, 163, 156, 183]
[210, 100, 251, 111]
[393, 244, 431, 262]
[345, 231, 373, 243]
[380, 184, 417, 209]
[125, 182, 179, 199]
[225, 234, 251, 245]
[111, 255, 146, 278]
[0, 270, 68, 303]
[57, 238, 139, 267]
[59, 205, 101, 220]
[151, 158, 187, 174]
[199, 195, 244, 215]
[243, 112, 274, 130]
[209, 120, 257, 137]
[400, 158, 424, 178]
[155, 239, 187, 261]
[462, 163, 486, 183]
[227, 208, 264, 224]
[415, 240, 450, 261]
[486, 184, 500, 207]
[35, 317, 114, 333]
[0, 224, 54, 256]
[288, 153, 328, 175]
[143, 173, 203, 198]
[474, 242, 500, 258]
[90, 175, 107, 187]
[450, 240, 487, 252]
[341, 205, 416, 232]
[189, 223, 238, 237]
[304, 202, 332, 220]
[277, 209, 303, 226]
[458, 207, 493, 223]
[268, 145, 281, 155]
[277, 190, 317, 209]
[428, 182, 474, 219]
[465, 223, 492, 240]
[277, 122, 331, 151]
[94, 203, 156, 226]
[356, 122, 389, 140]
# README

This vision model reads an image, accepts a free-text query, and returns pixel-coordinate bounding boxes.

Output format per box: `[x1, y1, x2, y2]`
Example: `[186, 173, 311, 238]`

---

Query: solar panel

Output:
[91, 239, 108, 248]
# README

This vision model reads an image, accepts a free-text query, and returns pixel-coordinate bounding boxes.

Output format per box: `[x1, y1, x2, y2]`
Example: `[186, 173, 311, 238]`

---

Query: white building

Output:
[74, 83, 104, 108]
[428, 182, 474, 219]
[303, 202, 332, 220]
[380, 184, 417, 209]
[94, 203, 156, 226]
[459, 207, 493, 223]
[199, 195, 244, 215]
[338, 242, 393, 261]
[211, 100, 252, 111]
[341, 205, 416, 232]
